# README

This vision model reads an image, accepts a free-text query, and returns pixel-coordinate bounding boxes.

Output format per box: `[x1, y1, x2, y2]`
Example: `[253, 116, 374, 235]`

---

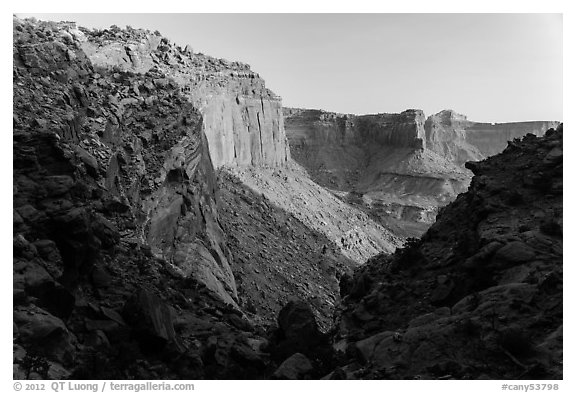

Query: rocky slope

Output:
[223, 162, 402, 263]
[13, 16, 562, 381]
[328, 125, 563, 379]
[218, 171, 356, 330]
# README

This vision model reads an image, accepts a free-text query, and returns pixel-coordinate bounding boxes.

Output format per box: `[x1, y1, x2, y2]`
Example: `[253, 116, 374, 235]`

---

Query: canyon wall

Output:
[13, 18, 240, 308]
[424, 109, 484, 166]
[464, 120, 560, 157]
[284, 107, 560, 236]
[284, 108, 470, 235]
[425, 109, 560, 164]
[80, 25, 290, 168]
[285, 108, 426, 149]
[355, 110, 427, 149]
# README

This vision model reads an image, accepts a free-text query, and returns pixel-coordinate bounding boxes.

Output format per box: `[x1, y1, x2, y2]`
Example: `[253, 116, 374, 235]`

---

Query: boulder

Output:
[13, 306, 76, 365]
[272, 353, 314, 379]
[277, 300, 322, 344]
[491, 241, 536, 266]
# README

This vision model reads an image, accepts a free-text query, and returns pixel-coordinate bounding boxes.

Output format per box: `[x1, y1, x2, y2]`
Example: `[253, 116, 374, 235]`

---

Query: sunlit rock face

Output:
[284, 108, 470, 238]
[284, 107, 560, 238]
[463, 120, 560, 158]
[81, 26, 290, 168]
[424, 109, 560, 166]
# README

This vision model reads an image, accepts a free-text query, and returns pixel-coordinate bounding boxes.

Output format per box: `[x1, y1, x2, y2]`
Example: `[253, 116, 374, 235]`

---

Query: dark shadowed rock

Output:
[73, 146, 99, 178]
[13, 305, 76, 365]
[277, 300, 322, 344]
[331, 126, 563, 379]
[122, 289, 181, 353]
[273, 353, 314, 380]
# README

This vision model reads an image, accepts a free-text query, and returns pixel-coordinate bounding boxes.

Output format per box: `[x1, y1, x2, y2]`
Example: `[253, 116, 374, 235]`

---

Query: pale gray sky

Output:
[18, 13, 562, 123]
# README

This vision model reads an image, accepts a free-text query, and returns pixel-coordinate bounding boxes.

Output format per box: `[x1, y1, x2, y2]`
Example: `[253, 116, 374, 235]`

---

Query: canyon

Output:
[284, 108, 559, 237]
[12, 16, 562, 380]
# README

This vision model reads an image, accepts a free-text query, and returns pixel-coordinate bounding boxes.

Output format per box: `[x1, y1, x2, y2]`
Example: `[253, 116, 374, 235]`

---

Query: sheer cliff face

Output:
[80, 26, 289, 168]
[425, 109, 560, 165]
[284, 107, 560, 235]
[202, 96, 288, 167]
[355, 110, 427, 149]
[424, 110, 485, 166]
[13, 18, 239, 307]
[285, 108, 426, 149]
[464, 121, 560, 157]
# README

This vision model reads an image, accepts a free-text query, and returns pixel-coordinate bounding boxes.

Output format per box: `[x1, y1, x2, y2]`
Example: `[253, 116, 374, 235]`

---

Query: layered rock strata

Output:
[425, 109, 559, 165]
[284, 108, 559, 236]
[284, 108, 470, 234]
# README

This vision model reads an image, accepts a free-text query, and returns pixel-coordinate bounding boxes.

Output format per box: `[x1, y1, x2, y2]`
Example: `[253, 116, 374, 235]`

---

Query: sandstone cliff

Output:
[13, 16, 287, 380]
[464, 120, 560, 158]
[13, 17, 242, 306]
[425, 109, 560, 165]
[79, 23, 290, 168]
[424, 109, 484, 166]
[284, 108, 470, 236]
[284, 107, 559, 237]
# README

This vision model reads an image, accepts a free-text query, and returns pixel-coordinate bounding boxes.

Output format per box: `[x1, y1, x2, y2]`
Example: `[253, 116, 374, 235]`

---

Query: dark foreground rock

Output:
[329, 126, 563, 379]
[12, 16, 277, 380]
[13, 15, 562, 381]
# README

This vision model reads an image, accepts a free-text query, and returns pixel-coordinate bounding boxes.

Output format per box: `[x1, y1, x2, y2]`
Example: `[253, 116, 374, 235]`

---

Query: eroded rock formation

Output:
[284, 107, 559, 238]
[425, 109, 559, 165]
[79, 22, 290, 168]
[284, 108, 470, 237]
[12, 16, 281, 379]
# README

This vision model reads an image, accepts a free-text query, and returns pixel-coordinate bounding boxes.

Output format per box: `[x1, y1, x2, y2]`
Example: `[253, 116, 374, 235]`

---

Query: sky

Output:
[17, 13, 562, 123]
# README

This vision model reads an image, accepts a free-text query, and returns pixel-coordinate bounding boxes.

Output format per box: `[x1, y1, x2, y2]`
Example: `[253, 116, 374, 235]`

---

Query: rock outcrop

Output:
[330, 125, 563, 379]
[13, 16, 238, 307]
[14, 15, 562, 381]
[79, 22, 290, 168]
[424, 109, 484, 166]
[13, 16, 282, 379]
